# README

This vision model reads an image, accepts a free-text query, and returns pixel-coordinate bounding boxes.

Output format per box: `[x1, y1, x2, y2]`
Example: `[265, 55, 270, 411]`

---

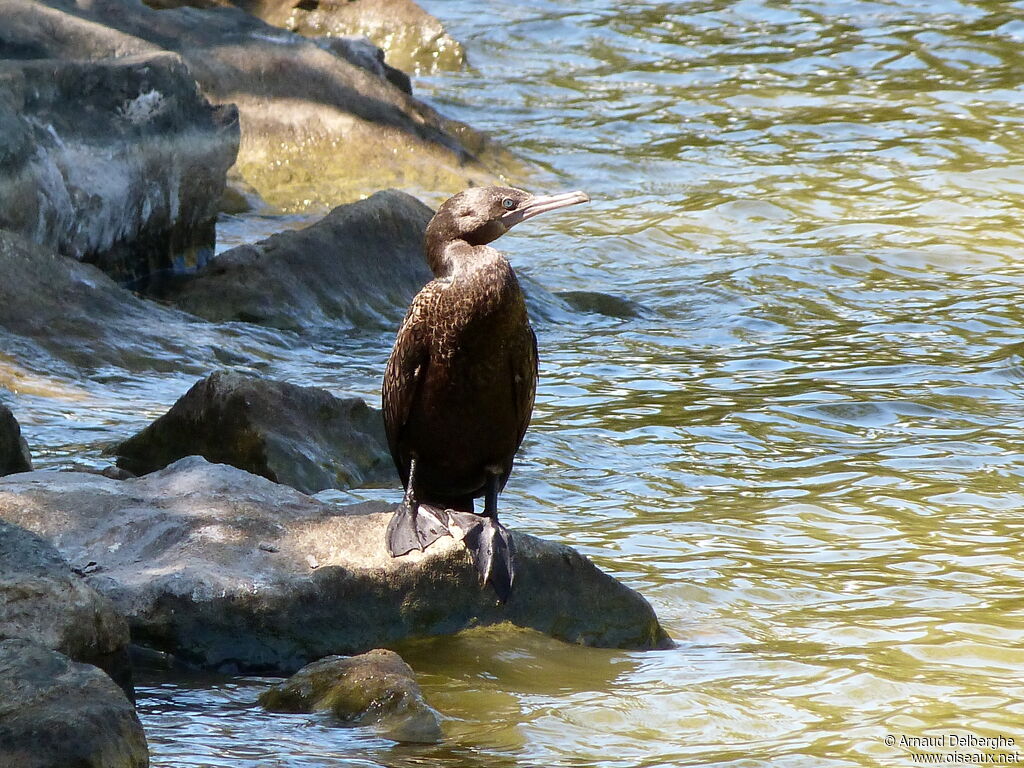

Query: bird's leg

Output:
[461, 469, 517, 603]
[385, 456, 450, 557]
[483, 469, 500, 518]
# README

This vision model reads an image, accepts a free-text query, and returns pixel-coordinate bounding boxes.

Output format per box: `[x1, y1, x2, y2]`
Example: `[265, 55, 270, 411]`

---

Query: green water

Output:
[404, 1, 1024, 764]
[38, 0, 1024, 764]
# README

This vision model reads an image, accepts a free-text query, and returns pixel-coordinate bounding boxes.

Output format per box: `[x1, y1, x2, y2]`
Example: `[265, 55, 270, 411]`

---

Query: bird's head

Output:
[425, 186, 589, 276]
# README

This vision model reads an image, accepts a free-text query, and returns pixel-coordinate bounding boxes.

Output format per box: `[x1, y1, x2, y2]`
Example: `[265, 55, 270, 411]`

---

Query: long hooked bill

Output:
[501, 190, 590, 228]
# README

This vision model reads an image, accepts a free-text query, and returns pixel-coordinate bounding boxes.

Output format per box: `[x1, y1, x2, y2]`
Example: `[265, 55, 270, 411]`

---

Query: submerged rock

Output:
[0, 0, 514, 213]
[115, 370, 394, 494]
[557, 290, 648, 319]
[0, 403, 31, 476]
[0, 458, 671, 673]
[0, 520, 133, 695]
[0, 639, 148, 768]
[260, 649, 443, 743]
[0, 51, 239, 287]
[167, 190, 434, 331]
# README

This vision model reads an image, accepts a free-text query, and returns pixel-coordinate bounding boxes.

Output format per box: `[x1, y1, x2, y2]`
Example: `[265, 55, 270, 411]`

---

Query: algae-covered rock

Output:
[0, 0, 515, 213]
[0, 458, 672, 674]
[115, 370, 394, 493]
[260, 649, 443, 743]
[557, 290, 648, 319]
[0, 403, 32, 476]
[0, 639, 148, 768]
[246, 0, 465, 75]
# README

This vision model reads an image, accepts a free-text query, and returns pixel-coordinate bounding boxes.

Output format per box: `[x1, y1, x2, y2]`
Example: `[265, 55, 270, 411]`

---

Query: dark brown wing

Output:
[498, 323, 538, 492]
[514, 325, 539, 450]
[381, 284, 437, 486]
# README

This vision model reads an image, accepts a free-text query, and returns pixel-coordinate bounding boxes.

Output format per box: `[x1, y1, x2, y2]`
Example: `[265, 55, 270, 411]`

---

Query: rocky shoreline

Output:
[0, 1, 667, 764]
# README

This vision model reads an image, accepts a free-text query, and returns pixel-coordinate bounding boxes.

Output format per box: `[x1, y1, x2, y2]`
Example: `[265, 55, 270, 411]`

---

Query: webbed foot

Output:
[386, 499, 450, 557]
[449, 510, 516, 604]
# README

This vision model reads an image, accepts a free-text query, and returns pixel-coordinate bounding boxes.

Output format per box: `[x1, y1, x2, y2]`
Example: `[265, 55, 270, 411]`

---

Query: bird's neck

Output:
[429, 239, 509, 280]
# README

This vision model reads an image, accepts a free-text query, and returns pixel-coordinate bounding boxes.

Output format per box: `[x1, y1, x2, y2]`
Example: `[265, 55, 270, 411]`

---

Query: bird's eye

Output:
[501, 198, 516, 210]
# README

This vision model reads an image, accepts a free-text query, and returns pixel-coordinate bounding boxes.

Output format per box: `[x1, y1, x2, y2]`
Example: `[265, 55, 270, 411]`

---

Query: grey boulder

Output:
[167, 190, 435, 331]
[0, 639, 148, 768]
[114, 370, 394, 494]
[0, 403, 31, 476]
[0, 0, 512, 212]
[0, 51, 239, 286]
[0, 457, 671, 674]
[0, 520, 132, 694]
[259, 649, 443, 743]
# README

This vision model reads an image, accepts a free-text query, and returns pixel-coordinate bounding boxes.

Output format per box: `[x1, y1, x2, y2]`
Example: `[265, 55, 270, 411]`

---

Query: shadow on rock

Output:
[0, 230, 289, 375]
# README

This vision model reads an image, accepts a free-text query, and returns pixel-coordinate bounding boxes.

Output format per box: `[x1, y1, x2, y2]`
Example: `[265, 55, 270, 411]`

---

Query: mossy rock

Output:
[259, 649, 443, 743]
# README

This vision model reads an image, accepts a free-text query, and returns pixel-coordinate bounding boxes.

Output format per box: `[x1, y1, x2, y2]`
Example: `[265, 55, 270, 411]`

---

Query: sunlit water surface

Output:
[16, 0, 1024, 765]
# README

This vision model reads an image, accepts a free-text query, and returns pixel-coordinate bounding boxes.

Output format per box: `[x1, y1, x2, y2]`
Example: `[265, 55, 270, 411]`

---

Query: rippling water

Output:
[28, 0, 1024, 765]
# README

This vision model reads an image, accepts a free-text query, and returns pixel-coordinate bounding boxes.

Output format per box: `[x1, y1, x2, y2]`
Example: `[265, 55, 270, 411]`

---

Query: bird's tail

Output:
[449, 511, 516, 604]
[385, 499, 450, 557]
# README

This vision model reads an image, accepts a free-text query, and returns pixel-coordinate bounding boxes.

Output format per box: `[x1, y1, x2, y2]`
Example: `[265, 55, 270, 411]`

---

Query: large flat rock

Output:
[0, 457, 670, 673]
